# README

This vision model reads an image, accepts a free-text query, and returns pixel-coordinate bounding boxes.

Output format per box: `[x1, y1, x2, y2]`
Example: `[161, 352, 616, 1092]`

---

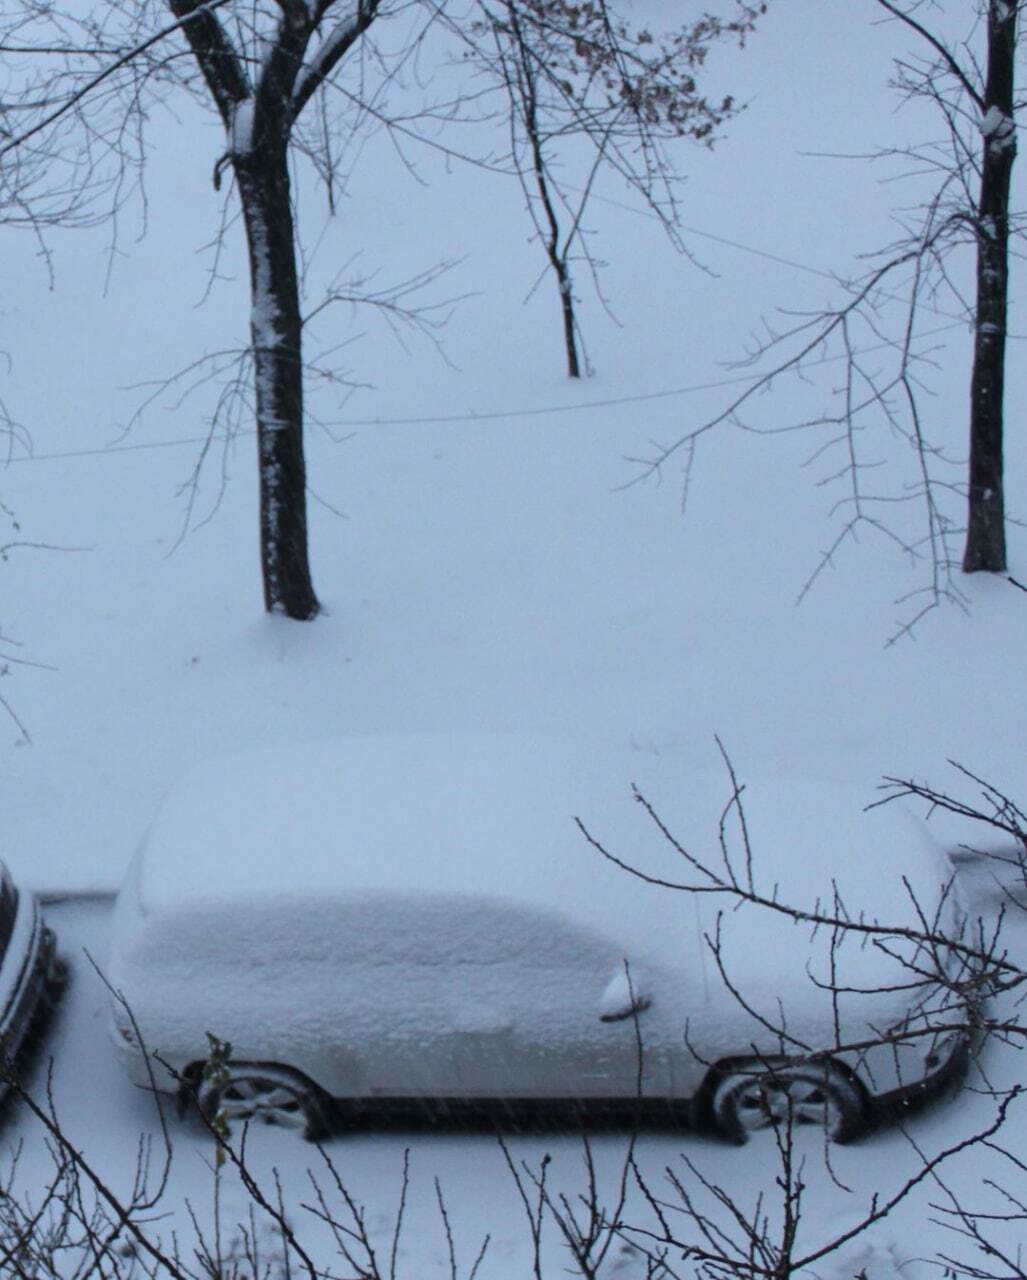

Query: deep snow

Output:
[1, 0, 1025, 1274]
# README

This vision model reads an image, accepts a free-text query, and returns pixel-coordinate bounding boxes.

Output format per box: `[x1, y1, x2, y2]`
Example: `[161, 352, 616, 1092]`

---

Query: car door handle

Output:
[598, 967, 651, 1022]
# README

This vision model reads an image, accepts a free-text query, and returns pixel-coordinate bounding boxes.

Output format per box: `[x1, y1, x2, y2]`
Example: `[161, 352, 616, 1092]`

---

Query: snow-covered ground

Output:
[2, 0, 1026, 1274]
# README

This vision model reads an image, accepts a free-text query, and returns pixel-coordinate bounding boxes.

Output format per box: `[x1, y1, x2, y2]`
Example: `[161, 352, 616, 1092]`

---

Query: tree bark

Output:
[235, 144, 320, 619]
[963, 0, 1017, 574]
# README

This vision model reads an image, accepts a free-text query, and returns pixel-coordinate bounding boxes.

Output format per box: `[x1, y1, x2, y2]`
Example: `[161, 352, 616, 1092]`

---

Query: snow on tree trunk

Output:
[235, 146, 320, 620]
[963, 0, 1017, 574]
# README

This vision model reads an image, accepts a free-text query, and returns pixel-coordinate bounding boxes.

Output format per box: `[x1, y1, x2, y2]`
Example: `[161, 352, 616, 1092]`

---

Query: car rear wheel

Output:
[711, 1061, 867, 1144]
[197, 1067, 331, 1141]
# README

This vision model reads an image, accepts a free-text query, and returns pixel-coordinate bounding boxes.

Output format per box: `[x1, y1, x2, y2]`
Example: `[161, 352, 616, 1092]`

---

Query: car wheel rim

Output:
[218, 1078, 307, 1129]
[733, 1078, 837, 1132]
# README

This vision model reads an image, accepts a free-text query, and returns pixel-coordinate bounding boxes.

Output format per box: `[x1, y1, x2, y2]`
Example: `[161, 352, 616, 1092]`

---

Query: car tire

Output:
[196, 1067, 332, 1142]
[710, 1060, 868, 1144]
[43, 947, 69, 1009]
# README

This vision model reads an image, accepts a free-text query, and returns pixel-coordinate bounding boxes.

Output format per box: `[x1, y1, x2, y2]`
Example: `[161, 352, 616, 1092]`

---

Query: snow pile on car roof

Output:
[126, 732, 950, 914]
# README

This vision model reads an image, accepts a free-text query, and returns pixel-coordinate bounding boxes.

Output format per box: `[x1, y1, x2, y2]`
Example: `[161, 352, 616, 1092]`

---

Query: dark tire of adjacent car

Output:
[194, 1066, 333, 1142]
[707, 1060, 869, 1144]
[43, 948, 70, 1009]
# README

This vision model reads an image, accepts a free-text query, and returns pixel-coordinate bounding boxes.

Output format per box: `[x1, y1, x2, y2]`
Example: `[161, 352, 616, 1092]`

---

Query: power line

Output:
[4, 432, 244, 464]
[582, 188, 1026, 340]
[2, 181, 1014, 467]
[4, 316, 969, 465]
[4, 368, 756, 464]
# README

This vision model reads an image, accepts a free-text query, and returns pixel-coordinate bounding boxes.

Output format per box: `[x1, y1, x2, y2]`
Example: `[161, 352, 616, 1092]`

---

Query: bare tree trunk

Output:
[504, 0, 582, 379]
[528, 117, 581, 378]
[235, 146, 320, 619]
[550, 229, 581, 379]
[963, 0, 1017, 574]
[554, 256, 581, 379]
[164, 0, 387, 618]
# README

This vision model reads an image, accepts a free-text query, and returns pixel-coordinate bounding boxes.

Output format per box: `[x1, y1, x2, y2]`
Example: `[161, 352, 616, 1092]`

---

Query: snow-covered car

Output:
[107, 734, 974, 1143]
[0, 861, 64, 1100]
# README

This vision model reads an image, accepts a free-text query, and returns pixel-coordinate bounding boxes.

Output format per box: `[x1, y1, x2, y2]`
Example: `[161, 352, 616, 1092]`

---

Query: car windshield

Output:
[0, 869, 18, 961]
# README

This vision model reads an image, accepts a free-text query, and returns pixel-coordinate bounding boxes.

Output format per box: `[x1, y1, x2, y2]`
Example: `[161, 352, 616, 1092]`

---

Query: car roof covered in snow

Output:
[122, 733, 955, 955]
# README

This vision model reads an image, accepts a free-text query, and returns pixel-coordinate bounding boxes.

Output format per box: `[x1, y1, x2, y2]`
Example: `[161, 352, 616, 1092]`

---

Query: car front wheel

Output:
[711, 1061, 867, 1144]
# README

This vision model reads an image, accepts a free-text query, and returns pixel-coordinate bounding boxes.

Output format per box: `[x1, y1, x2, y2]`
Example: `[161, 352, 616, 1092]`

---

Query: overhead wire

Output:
[4, 314, 969, 465]
[0, 197, 998, 466]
